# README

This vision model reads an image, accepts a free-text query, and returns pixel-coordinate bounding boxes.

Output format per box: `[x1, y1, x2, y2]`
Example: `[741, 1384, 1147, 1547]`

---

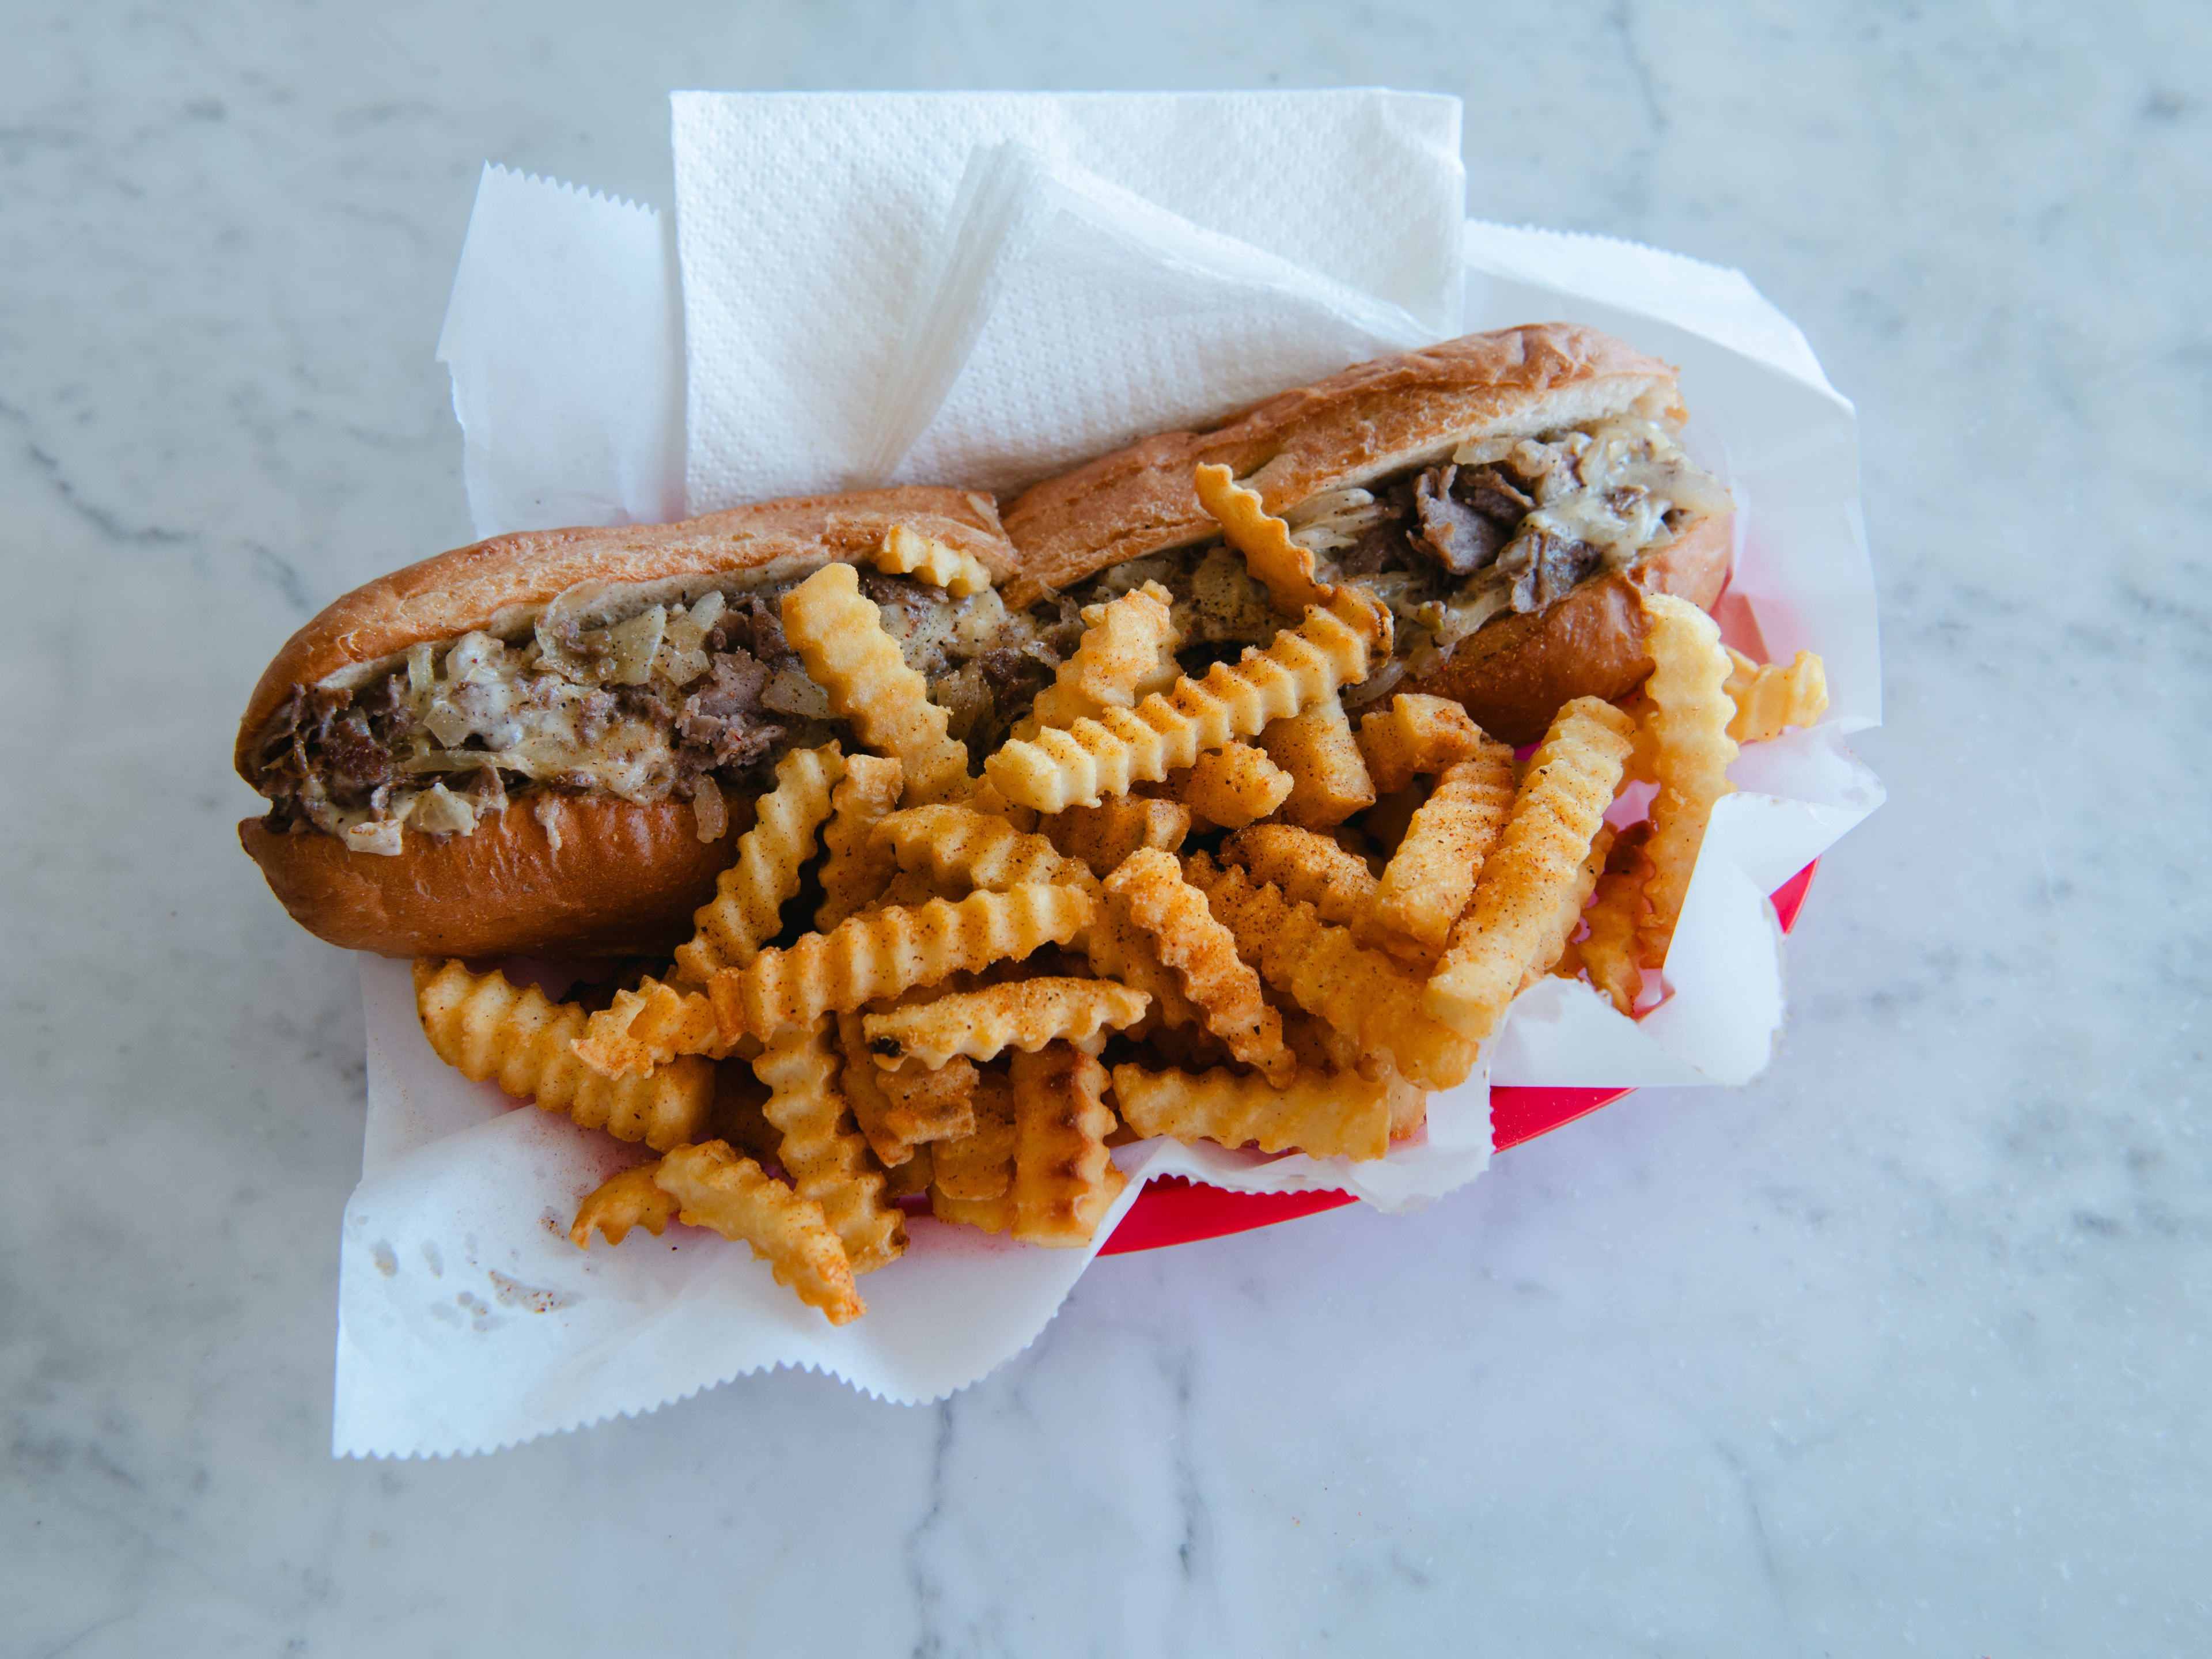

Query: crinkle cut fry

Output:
[780, 561, 971, 806]
[862, 978, 1149, 1070]
[1040, 796, 1191, 879]
[753, 1016, 905, 1275]
[1637, 594, 1740, 969]
[1105, 848, 1291, 1085]
[1576, 825, 1652, 1016]
[1219, 824, 1420, 963]
[651, 1140, 865, 1325]
[413, 959, 712, 1151]
[870, 804, 1100, 899]
[1192, 463, 1330, 614]
[1421, 696, 1636, 1043]
[835, 1012, 978, 1164]
[815, 753, 906, 931]
[1726, 646, 1829, 744]
[1372, 736, 1517, 952]
[707, 884, 1094, 1041]
[1522, 822, 1615, 991]
[1078, 895, 1206, 1030]
[931, 1069, 1017, 1202]
[1112, 1063, 1390, 1162]
[574, 973, 726, 1079]
[570, 1160, 680, 1247]
[1174, 741, 1293, 830]
[1357, 692, 1488, 796]
[983, 587, 1388, 813]
[1180, 858, 1478, 1091]
[1017, 581, 1179, 739]
[874, 523, 992, 597]
[1256, 698, 1374, 828]
[1009, 1042, 1124, 1247]
[673, 742, 844, 986]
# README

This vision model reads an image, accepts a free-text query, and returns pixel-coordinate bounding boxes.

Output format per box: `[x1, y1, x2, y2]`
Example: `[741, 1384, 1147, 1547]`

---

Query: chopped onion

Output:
[406, 643, 435, 697]
[606, 604, 666, 685]
[412, 782, 478, 836]
[344, 820, 404, 857]
[443, 631, 506, 683]
[762, 668, 832, 718]
[691, 774, 728, 842]
[533, 797, 565, 854]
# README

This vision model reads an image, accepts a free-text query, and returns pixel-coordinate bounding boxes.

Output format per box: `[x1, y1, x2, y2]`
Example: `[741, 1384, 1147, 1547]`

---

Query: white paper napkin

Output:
[669, 89, 1465, 510]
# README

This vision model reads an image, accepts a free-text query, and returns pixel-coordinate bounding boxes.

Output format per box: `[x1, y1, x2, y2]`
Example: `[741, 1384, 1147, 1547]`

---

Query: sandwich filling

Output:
[253, 413, 1725, 854]
[251, 567, 1079, 855]
[1064, 412, 1730, 702]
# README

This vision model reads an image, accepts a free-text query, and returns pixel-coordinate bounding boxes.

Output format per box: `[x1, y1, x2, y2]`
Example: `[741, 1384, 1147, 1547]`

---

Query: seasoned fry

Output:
[1009, 1043, 1125, 1247]
[574, 972, 728, 1078]
[1219, 823, 1419, 961]
[1357, 692, 1488, 795]
[707, 885, 1094, 1040]
[836, 1011, 919, 1165]
[1257, 698, 1375, 828]
[1017, 581, 1179, 738]
[931, 1069, 1017, 1200]
[878, 1050, 979, 1143]
[1077, 895, 1206, 1029]
[569, 1161, 680, 1247]
[1522, 823, 1615, 989]
[882, 1142, 935, 1200]
[1578, 835, 1649, 1017]
[1105, 848, 1292, 1085]
[1174, 741, 1293, 829]
[1039, 796, 1190, 878]
[931, 1190, 1015, 1232]
[1112, 1063, 1391, 1162]
[1372, 737, 1517, 951]
[413, 959, 712, 1150]
[713, 1057, 781, 1165]
[780, 561, 970, 806]
[863, 978, 1149, 1069]
[1637, 593, 1740, 968]
[1422, 697, 1636, 1042]
[651, 1139, 865, 1325]
[815, 753, 906, 930]
[1192, 462, 1328, 613]
[873, 522, 993, 598]
[1181, 858, 1479, 1090]
[983, 588, 1388, 813]
[674, 743, 845, 985]
[1726, 646, 1829, 743]
[1378, 1056, 1428, 1142]
[753, 1016, 905, 1275]
[871, 804, 1099, 898]
[874, 867, 962, 910]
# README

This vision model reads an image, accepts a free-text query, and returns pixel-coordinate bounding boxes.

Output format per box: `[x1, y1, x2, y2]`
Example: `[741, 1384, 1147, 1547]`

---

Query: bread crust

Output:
[239, 793, 758, 959]
[998, 322, 1729, 745]
[234, 486, 1010, 779]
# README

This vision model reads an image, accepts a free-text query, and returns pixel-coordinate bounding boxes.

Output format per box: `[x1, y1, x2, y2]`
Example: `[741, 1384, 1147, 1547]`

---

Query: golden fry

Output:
[780, 562, 969, 806]
[930, 1069, 1018, 1200]
[1105, 848, 1292, 1085]
[1077, 895, 1206, 1029]
[1182, 858, 1479, 1090]
[1372, 737, 1517, 952]
[815, 753, 906, 931]
[1726, 646, 1829, 743]
[574, 973, 728, 1078]
[873, 522, 993, 597]
[1174, 741, 1293, 830]
[1521, 823, 1615, 990]
[753, 1016, 905, 1275]
[1356, 693, 1488, 796]
[1112, 1062, 1390, 1162]
[708, 885, 1094, 1040]
[1219, 823, 1420, 961]
[871, 804, 1099, 898]
[983, 589, 1388, 812]
[862, 978, 1149, 1069]
[1018, 581, 1179, 737]
[414, 959, 712, 1150]
[652, 1140, 865, 1325]
[1257, 698, 1375, 828]
[672, 743, 844, 986]
[930, 1190, 1016, 1232]
[569, 1161, 680, 1248]
[1039, 796, 1191, 878]
[1422, 697, 1636, 1043]
[1637, 594, 1740, 968]
[882, 1142, 935, 1200]
[1192, 463, 1328, 613]
[1009, 1043, 1124, 1247]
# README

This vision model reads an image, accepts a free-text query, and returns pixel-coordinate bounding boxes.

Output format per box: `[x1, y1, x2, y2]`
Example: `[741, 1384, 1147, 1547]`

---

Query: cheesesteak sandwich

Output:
[1001, 323, 1735, 746]
[234, 488, 1076, 958]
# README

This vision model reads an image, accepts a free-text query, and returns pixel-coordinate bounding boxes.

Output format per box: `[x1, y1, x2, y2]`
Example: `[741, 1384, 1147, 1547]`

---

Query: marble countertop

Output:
[6, 3, 2205, 1654]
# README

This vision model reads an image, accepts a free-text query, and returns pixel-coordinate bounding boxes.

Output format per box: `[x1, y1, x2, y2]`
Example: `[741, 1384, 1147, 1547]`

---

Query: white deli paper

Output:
[335, 95, 1882, 1456]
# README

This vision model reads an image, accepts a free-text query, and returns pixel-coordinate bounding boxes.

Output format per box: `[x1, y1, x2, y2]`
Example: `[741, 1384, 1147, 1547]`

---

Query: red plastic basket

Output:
[1096, 860, 1819, 1255]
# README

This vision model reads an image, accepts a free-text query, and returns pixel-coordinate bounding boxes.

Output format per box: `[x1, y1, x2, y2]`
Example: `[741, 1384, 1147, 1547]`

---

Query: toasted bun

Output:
[999, 322, 1730, 745]
[235, 486, 1011, 780]
[240, 794, 755, 959]
[236, 488, 1010, 958]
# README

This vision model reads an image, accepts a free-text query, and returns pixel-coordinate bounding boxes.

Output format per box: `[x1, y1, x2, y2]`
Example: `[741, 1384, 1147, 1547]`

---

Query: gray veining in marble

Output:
[4, 1, 2207, 1654]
